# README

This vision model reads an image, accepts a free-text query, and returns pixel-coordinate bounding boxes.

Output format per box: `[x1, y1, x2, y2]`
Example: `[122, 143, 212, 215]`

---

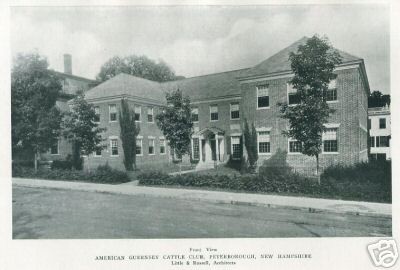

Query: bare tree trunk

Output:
[87, 154, 91, 173]
[316, 154, 320, 184]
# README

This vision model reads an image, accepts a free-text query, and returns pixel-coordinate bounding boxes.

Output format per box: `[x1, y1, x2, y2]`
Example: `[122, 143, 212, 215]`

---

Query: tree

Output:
[119, 99, 140, 171]
[11, 52, 63, 171]
[97, 55, 181, 82]
[368, 90, 390, 108]
[243, 120, 258, 172]
[279, 35, 342, 177]
[156, 89, 193, 166]
[63, 91, 105, 171]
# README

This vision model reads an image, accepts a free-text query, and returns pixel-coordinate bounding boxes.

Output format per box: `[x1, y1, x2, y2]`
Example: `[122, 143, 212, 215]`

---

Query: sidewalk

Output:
[12, 177, 391, 217]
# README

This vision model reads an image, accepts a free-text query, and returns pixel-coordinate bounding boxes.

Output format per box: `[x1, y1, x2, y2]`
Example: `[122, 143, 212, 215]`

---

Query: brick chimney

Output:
[63, 54, 72, 75]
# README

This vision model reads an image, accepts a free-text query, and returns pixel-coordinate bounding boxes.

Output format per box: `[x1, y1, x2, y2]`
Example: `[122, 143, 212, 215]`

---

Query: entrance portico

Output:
[192, 127, 225, 168]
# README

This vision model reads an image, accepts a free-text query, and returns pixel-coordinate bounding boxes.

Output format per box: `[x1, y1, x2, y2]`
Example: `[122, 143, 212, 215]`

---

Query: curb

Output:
[12, 180, 391, 218]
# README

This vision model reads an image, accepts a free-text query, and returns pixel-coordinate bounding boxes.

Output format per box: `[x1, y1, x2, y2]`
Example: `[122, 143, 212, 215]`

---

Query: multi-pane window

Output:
[148, 138, 155, 155]
[379, 118, 386, 129]
[50, 140, 59, 155]
[147, 107, 154, 123]
[110, 139, 118, 156]
[159, 138, 166, 154]
[230, 103, 240, 119]
[289, 140, 302, 153]
[324, 79, 337, 102]
[376, 136, 390, 147]
[257, 85, 269, 108]
[258, 131, 271, 154]
[210, 105, 218, 121]
[109, 104, 117, 122]
[231, 136, 242, 160]
[191, 107, 199, 122]
[323, 128, 338, 152]
[95, 148, 102, 157]
[135, 106, 141, 122]
[192, 138, 200, 160]
[136, 139, 142, 155]
[287, 83, 300, 105]
[94, 106, 100, 122]
[369, 136, 375, 147]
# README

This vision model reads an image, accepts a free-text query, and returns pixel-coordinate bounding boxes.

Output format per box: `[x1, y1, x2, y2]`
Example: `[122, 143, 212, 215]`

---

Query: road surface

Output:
[12, 186, 391, 239]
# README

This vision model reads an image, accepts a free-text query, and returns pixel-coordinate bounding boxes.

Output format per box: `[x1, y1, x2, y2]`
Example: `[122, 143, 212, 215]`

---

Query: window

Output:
[230, 103, 240, 119]
[369, 136, 375, 147]
[323, 79, 338, 102]
[376, 136, 390, 147]
[94, 106, 100, 122]
[258, 131, 270, 154]
[368, 119, 371, 130]
[287, 83, 300, 105]
[136, 139, 142, 155]
[148, 138, 155, 155]
[50, 140, 59, 155]
[110, 139, 118, 156]
[323, 128, 338, 152]
[210, 105, 218, 121]
[257, 85, 269, 108]
[159, 138, 166, 154]
[147, 107, 154, 123]
[289, 140, 302, 153]
[109, 104, 117, 122]
[192, 138, 200, 160]
[369, 153, 387, 161]
[94, 147, 102, 157]
[135, 106, 141, 122]
[231, 136, 242, 160]
[379, 118, 386, 129]
[191, 107, 199, 122]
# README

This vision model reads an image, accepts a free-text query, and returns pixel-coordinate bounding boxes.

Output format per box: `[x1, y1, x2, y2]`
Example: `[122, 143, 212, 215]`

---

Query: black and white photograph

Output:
[1, 1, 399, 269]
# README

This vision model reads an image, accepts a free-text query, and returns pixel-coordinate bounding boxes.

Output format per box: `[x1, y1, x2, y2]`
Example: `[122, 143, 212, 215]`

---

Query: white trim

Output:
[209, 105, 219, 122]
[109, 135, 118, 139]
[148, 136, 155, 139]
[230, 135, 241, 160]
[108, 104, 117, 123]
[327, 100, 339, 104]
[230, 102, 240, 120]
[148, 138, 155, 155]
[256, 127, 272, 132]
[191, 96, 241, 105]
[322, 152, 339, 155]
[256, 84, 270, 110]
[137, 135, 143, 139]
[134, 105, 142, 123]
[147, 107, 154, 123]
[359, 123, 368, 132]
[191, 107, 199, 123]
[287, 138, 302, 155]
[230, 132, 242, 136]
[110, 138, 119, 157]
[84, 94, 165, 107]
[324, 123, 340, 128]
[257, 131, 271, 156]
[136, 138, 143, 156]
[159, 138, 166, 155]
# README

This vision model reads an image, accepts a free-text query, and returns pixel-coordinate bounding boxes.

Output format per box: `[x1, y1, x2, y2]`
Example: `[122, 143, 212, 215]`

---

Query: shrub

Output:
[51, 159, 73, 170]
[12, 164, 130, 184]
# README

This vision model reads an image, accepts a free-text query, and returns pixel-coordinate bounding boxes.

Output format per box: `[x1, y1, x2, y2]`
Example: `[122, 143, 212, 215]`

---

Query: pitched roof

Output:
[85, 73, 165, 102]
[161, 68, 249, 101]
[239, 36, 362, 79]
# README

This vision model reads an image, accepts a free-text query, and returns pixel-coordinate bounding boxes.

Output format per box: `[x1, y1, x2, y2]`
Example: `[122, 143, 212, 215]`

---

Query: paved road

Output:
[12, 186, 391, 239]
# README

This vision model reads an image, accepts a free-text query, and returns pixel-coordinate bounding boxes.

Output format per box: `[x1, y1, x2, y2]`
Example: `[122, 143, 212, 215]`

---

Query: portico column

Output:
[199, 136, 203, 163]
[215, 134, 219, 165]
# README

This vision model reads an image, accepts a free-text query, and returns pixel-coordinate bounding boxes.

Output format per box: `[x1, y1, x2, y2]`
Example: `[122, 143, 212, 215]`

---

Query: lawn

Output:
[127, 162, 196, 180]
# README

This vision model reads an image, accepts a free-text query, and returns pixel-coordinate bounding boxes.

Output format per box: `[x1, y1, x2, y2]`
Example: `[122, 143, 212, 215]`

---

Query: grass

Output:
[187, 165, 241, 177]
[127, 162, 196, 180]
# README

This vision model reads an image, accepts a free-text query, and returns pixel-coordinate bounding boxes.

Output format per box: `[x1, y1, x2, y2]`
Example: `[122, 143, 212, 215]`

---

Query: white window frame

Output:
[147, 107, 154, 123]
[94, 106, 100, 123]
[94, 146, 102, 157]
[256, 84, 270, 110]
[109, 104, 117, 122]
[230, 136, 241, 160]
[136, 136, 143, 156]
[159, 137, 166, 155]
[148, 137, 155, 155]
[50, 140, 60, 155]
[191, 137, 200, 160]
[322, 127, 339, 154]
[257, 131, 271, 155]
[230, 102, 240, 120]
[135, 105, 141, 122]
[191, 107, 199, 123]
[287, 83, 300, 106]
[325, 79, 338, 103]
[288, 138, 302, 155]
[110, 138, 119, 157]
[210, 105, 218, 122]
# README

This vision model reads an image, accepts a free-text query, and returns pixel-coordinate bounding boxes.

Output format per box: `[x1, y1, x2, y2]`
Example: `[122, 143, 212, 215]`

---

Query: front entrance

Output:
[192, 127, 225, 165]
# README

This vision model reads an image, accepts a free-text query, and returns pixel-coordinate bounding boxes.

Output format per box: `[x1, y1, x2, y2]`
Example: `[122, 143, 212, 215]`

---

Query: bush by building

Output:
[13, 163, 130, 184]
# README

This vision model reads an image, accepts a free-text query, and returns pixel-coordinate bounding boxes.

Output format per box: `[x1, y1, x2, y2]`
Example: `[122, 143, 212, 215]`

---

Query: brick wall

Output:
[240, 66, 367, 170]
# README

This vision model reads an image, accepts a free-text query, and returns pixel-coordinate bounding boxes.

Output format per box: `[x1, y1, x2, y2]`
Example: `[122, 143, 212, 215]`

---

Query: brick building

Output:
[45, 37, 371, 172]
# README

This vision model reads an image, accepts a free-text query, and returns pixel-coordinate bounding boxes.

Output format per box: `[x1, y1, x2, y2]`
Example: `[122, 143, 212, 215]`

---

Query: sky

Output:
[10, 5, 390, 94]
